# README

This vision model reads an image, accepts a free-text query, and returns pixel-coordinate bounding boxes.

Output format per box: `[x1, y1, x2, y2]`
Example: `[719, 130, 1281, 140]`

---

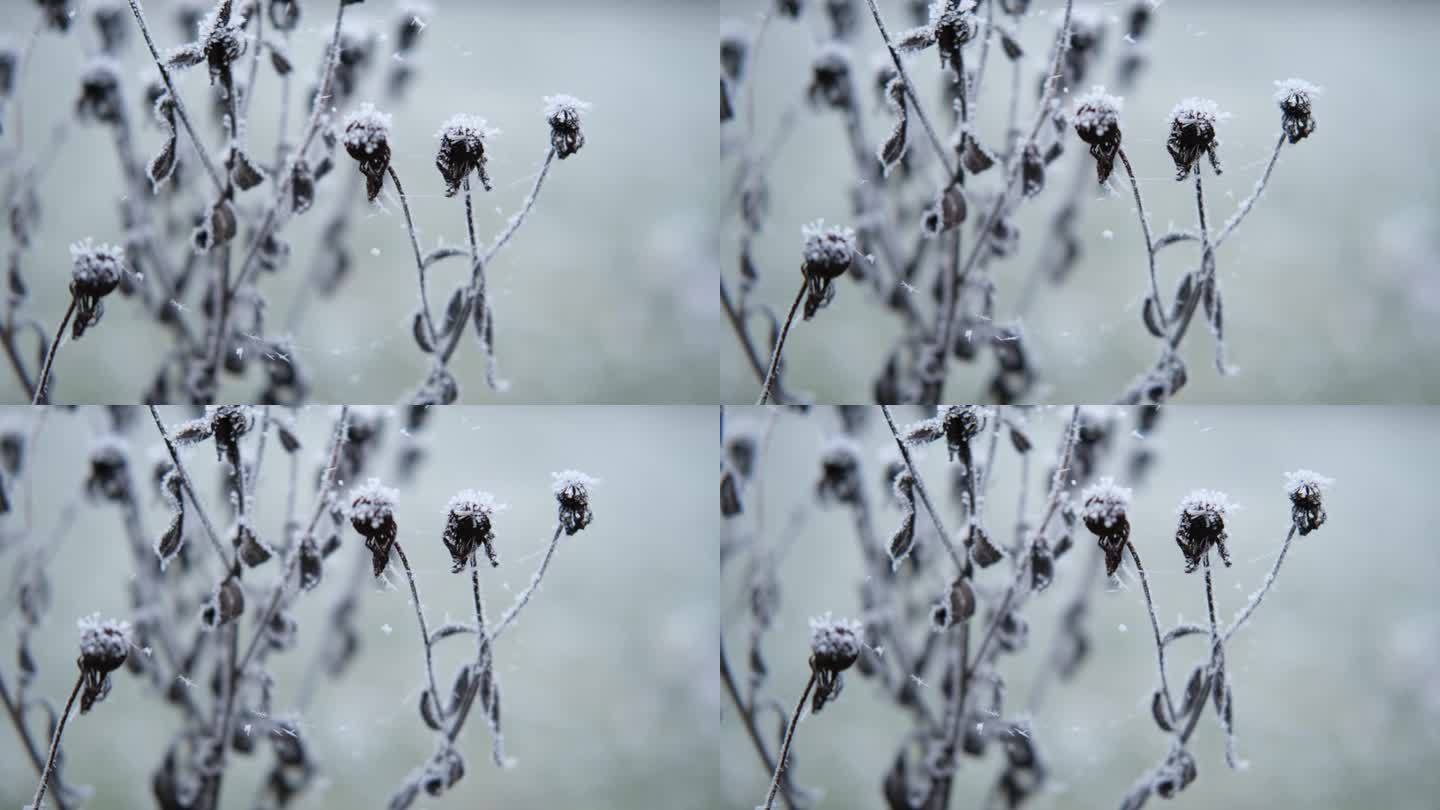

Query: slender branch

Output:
[720, 639, 797, 810]
[878, 405, 966, 571]
[861, 0, 958, 180]
[387, 165, 439, 348]
[460, 176, 497, 386]
[490, 524, 564, 643]
[481, 145, 557, 266]
[1125, 540, 1175, 718]
[1223, 523, 1298, 644]
[757, 280, 806, 406]
[392, 541, 443, 724]
[148, 406, 231, 567]
[29, 672, 83, 810]
[1219, 133, 1286, 247]
[1118, 148, 1166, 331]
[31, 298, 75, 405]
[123, 0, 227, 194]
[762, 672, 817, 810]
[0, 670, 71, 810]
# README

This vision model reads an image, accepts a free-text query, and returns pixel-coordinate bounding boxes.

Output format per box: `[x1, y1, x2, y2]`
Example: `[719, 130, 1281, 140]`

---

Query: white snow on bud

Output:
[809, 612, 862, 657]
[1177, 488, 1235, 520]
[446, 488, 506, 518]
[435, 112, 500, 142]
[801, 219, 857, 263]
[349, 478, 399, 528]
[1272, 78, 1322, 106]
[1082, 477, 1132, 529]
[1074, 85, 1123, 122]
[550, 469, 599, 496]
[818, 433, 862, 466]
[342, 102, 392, 155]
[1168, 97, 1229, 127]
[1284, 469, 1333, 497]
[543, 94, 591, 120]
[78, 613, 132, 657]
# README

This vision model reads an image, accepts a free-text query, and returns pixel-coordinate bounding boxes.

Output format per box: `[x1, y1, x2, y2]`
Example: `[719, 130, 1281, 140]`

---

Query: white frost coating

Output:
[818, 433, 863, 466]
[435, 112, 500, 142]
[348, 478, 398, 528]
[78, 613, 132, 658]
[446, 488, 506, 517]
[1177, 488, 1235, 520]
[1081, 477, 1132, 529]
[1272, 78, 1323, 106]
[1073, 85, 1123, 123]
[809, 612, 863, 659]
[342, 103, 392, 155]
[543, 94, 591, 119]
[802, 219, 857, 264]
[1168, 97, 1229, 126]
[1284, 469, 1333, 496]
[550, 469, 599, 495]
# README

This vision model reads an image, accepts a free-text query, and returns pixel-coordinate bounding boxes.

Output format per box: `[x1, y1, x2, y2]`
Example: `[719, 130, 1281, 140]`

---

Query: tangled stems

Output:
[31, 299, 76, 405]
[29, 672, 84, 810]
[1117, 148, 1166, 332]
[756, 280, 807, 406]
[762, 672, 818, 810]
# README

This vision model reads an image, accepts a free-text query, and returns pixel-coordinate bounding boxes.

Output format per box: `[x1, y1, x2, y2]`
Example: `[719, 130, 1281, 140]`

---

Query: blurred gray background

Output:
[722, 406, 1440, 808]
[719, 0, 1440, 403]
[0, 0, 718, 403]
[0, 405, 720, 808]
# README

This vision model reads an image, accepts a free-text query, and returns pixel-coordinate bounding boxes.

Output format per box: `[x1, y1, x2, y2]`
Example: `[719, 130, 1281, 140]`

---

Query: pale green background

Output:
[722, 406, 1440, 808]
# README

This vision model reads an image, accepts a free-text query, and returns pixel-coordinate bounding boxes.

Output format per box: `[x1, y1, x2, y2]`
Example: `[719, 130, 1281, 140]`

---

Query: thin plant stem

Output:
[148, 406, 231, 566]
[862, 0, 958, 180]
[460, 176, 497, 386]
[762, 671, 817, 810]
[1118, 147, 1166, 331]
[490, 524, 564, 643]
[878, 405, 966, 571]
[1125, 540, 1175, 717]
[720, 639, 797, 810]
[29, 672, 83, 810]
[392, 540, 443, 722]
[482, 145, 558, 266]
[31, 298, 75, 405]
[757, 280, 806, 406]
[1224, 523, 1298, 644]
[0, 671, 71, 810]
[387, 165, 439, 348]
[123, 0, 226, 194]
[1218, 133, 1286, 245]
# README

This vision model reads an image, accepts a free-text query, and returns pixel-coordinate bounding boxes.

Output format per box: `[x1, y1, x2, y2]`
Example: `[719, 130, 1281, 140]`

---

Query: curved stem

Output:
[148, 406, 231, 566]
[387, 165, 439, 348]
[861, 0, 958, 180]
[481, 146, 557, 266]
[1217, 133, 1286, 246]
[1223, 523, 1298, 644]
[31, 298, 75, 404]
[392, 541, 442, 722]
[490, 524, 564, 644]
[757, 280, 806, 406]
[1, 671, 71, 810]
[1125, 540, 1174, 718]
[30, 672, 83, 810]
[720, 639, 797, 810]
[460, 176, 497, 387]
[762, 671, 817, 810]
[1118, 148, 1165, 331]
[878, 405, 966, 571]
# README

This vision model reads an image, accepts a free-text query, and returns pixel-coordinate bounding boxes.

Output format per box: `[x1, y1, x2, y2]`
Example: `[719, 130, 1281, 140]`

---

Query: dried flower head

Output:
[807, 43, 854, 111]
[544, 94, 589, 160]
[69, 239, 125, 338]
[85, 435, 131, 503]
[1081, 477, 1132, 576]
[77, 614, 130, 712]
[76, 57, 123, 125]
[342, 102, 393, 202]
[1285, 469, 1332, 536]
[1175, 489, 1234, 572]
[1073, 86, 1123, 183]
[940, 405, 987, 461]
[350, 478, 400, 576]
[552, 470, 597, 535]
[443, 489, 503, 571]
[800, 220, 857, 320]
[1166, 97, 1224, 180]
[815, 435, 863, 505]
[1274, 78, 1321, 144]
[809, 612, 862, 712]
[435, 113, 498, 196]
[931, 0, 979, 74]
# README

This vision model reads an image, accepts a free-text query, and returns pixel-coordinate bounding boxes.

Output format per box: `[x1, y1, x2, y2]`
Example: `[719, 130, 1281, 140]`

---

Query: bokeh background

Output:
[0, 405, 720, 808]
[0, 0, 717, 403]
[722, 405, 1440, 808]
[719, 0, 1440, 403]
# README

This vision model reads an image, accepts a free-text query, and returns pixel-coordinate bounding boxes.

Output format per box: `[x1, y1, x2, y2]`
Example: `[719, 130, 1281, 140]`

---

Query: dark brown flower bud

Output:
[349, 478, 399, 577]
[941, 405, 986, 460]
[544, 94, 589, 160]
[809, 613, 862, 673]
[1073, 86, 1123, 183]
[77, 614, 130, 713]
[342, 103, 393, 201]
[85, 436, 131, 503]
[800, 220, 857, 320]
[1274, 78, 1320, 144]
[552, 470, 597, 536]
[443, 489, 501, 571]
[1166, 98, 1224, 180]
[1082, 478, 1132, 576]
[1285, 470, 1331, 536]
[931, 0, 978, 74]
[815, 435, 862, 505]
[69, 239, 125, 339]
[807, 43, 854, 111]
[76, 58, 123, 125]
[1175, 489, 1233, 573]
[435, 114, 497, 196]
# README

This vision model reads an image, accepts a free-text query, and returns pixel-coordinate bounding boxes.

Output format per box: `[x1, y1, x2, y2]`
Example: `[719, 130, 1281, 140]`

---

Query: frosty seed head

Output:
[1166, 97, 1224, 180]
[1274, 78, 1321, 144]
[1081, 477, 1132, 575]
[76, 57, 123, 125]
[807, 42, 854, 110]
[552, 470, 598, 536]
[443, 489, 503, 571]
[78, 613, 131, 675]
[435, 113, 498, 196]
[85, 435, 131, 503]
[815, 435, 863, 506]
[70, 239, 125, 301]
[544, 94, 590, 160]
[801, 220, 857, 282]
[208, 405, 254, 454]
[1285, 469, 1332, 536]
[931, 0, 979, 72]
[350, 478, 400, 576]
[1175, 489, 1234, 572]
[1073, 86, 1123, 183]
[342, 103, 393, 201]
[198, 3, 246, 85]
[941, 405, 987, 459]
[809, 612, 863, 673]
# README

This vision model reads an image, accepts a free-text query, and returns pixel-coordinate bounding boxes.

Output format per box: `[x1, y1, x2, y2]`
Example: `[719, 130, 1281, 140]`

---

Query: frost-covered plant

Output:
[722, 0, 1320, 405]
[722, 405, 1332, 809]
[0, 406, 596, 810]
[0, 0, 588, 404]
